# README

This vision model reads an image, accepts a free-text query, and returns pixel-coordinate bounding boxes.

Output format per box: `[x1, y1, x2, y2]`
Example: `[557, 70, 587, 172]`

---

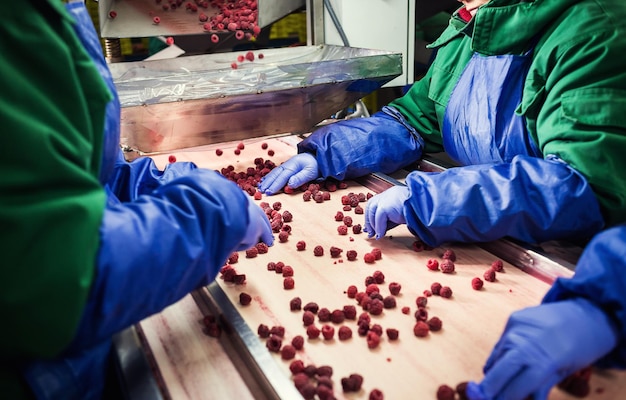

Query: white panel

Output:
[323, 0, 415, 87]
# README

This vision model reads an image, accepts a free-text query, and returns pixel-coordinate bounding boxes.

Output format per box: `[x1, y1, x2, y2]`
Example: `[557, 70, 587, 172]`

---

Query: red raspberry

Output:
[346, 285, 358, 298]
[168, 154, 176, 163]
[337, 225, 348, 235]
[239, 292, 252, 305]
[364, 252, 376, 264]
[289, 359, 305, 374]
[257, 324, 270, 338]
[386, 328, 399, 341]
[439, 286, 453, 298]
[291, 335, 304, 350]
[306, 325, 320, 339]
[472, 277, 484, 290]
[413, 321, 430, 337]
[440, 259, 455, 274]
[280, 344, 296, 360]
[343, 305, 357, 320]
[346, 250, 358, 261]
[383, 296, 396, 309]
[317, 307, 331, 322]
[483, 268, 496, 282]
[389, 282, 402, 295]
[442, 249, 457, 262]
[321, 325, 335, 340]
[366, 331, 381, 349]
[283, 277, 295, 290]
[365, 284, 380, 296]
[401, 306, 410, 315]
[372, 270, 385, 284]
[313, 245, 324, 256]
[296, 240, 306, 251]
[338, 326, 352, 340]
[426, 259, 439, 271]
[290, 297, 302, 311]
[431, 282, 442, 295]
[415, 296, 428, 308]
[437, 384, 455, 400]
[427, 316, 443, 332]
[372, 248, 382, 260]
[334, 211, 344, 221]
[415, 308, 428, 322]
[491, 259, 504, 272]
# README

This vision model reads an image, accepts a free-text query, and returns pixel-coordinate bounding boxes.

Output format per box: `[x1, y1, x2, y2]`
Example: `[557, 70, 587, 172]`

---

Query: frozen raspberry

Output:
[266, 335, 282, 352]
[412, 240, 425, 252]
[369, 389, 384, 400]
[245, 247, 258, 258]
[368, 298, 384, 315]
[257, 324, 270, 338]
[437, 384, 455, 400]
[371, 324, 383, 337]
[278, 231, 289, 243]
[346, 250, 358, 261]
[313, 245, 324, 256]
[383, 296, 397, 309]
[338, 326, 352, 340]
[330, 246, 343, 258]
[239, 292, 252, 305]
[427, 317, 443, 332]
[343, 305, 357, 320]
[440, 259, 455, 274]
[426, 259, 439, 271]
[371, 248, 382, 260]
[483, 268, 496, 282]
[491, 259, 504, 272]
[330, 309, 345, 324]
[274, 262, 285, 274]
[364, 252, 376, 264]
[334, 211, 344, 221]
[290, 297, 302, 311]
[456, 382, 469, 399]
[346, 285, 358, 298]
[341, 373, 364, 392]
[415, 296, 428, 308]
[321, 324, 335, 340]
[306, 325, 320, 339]
[293, 372, 309, 390]
[296, 240, 306, 251]
[442, 249, 457, 262]
[317, 308, 331, 323]
[228, 252, 239, 264]
[401, 306, 410, 315]
[472, 277, 484, 290]
[413, 321, 430, 337]
[291, 335, 305, 350]
[281, 344, 296, 360]
[256, 242, 269, 254]
[343, 216, 353, 227]
[388, 282, 402, 296]
[302, 311, 316, 327]
[366, 331, 381, 349]
[365, 284, 380, 296]
[270, 326, 285, 337]
[372, 270, 385, 284]
[282, 210, 293, 222]
[354, 205, 364, 214]
[415, 308, 428, 322]
[431, 282, 442, 296]
[337, 225, 348, 235]
[282, 265, 294, 277]
[289, 359, 305, 374]
[303, 302, 319, 314]
[439, 286, 453, 298]
[386, 328, 399, 341]
[352, 224, 362, 234]
[283, 277, 295, 290]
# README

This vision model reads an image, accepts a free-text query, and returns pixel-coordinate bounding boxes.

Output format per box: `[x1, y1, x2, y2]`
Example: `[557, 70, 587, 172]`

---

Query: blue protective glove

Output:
[466, 298, 618, 400]
[258, 153, 319, 195]
[363, 186, 409, 239]
[238, 194, 274, 250]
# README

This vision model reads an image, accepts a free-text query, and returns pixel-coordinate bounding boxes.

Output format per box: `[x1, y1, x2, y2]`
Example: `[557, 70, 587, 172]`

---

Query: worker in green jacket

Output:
[260, 0, 626, 248]
[0, 1, 273, 398]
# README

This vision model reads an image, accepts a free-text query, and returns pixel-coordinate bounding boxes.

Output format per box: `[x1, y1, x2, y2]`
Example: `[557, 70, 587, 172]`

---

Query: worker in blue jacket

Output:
[259, 0, 626, 247]
[466, 224, 626, 400]
[0, 1, 273, 398]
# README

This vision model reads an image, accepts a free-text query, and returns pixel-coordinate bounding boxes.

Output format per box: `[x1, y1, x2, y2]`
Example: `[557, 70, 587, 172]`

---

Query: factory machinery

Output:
[97, 1, 626, 399]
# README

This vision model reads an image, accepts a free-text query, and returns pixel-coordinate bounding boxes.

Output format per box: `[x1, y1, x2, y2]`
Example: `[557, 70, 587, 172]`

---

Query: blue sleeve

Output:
[298, 106, 424, 180]
[106, 150, 198, 202]
[403, 155, 605, 246]
[543, 224, 626, 369]
[68, 169, 249, 350]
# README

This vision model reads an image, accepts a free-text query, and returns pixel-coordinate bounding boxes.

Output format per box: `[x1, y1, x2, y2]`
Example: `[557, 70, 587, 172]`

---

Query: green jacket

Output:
[0, 0, 109, 395]
[392, 0, 626, 226]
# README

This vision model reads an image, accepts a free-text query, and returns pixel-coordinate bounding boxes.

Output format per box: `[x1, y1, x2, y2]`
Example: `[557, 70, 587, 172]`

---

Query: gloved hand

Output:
[236, 195, 274, 250]
[466, 298, 618, 400]
[364, 186, 409, 239]
[258, 153, 319, 195]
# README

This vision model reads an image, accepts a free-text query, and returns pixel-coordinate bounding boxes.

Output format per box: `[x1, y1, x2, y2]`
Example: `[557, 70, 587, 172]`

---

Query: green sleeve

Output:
[0, 0, 110, 359]
[530, 7, 626, 226]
